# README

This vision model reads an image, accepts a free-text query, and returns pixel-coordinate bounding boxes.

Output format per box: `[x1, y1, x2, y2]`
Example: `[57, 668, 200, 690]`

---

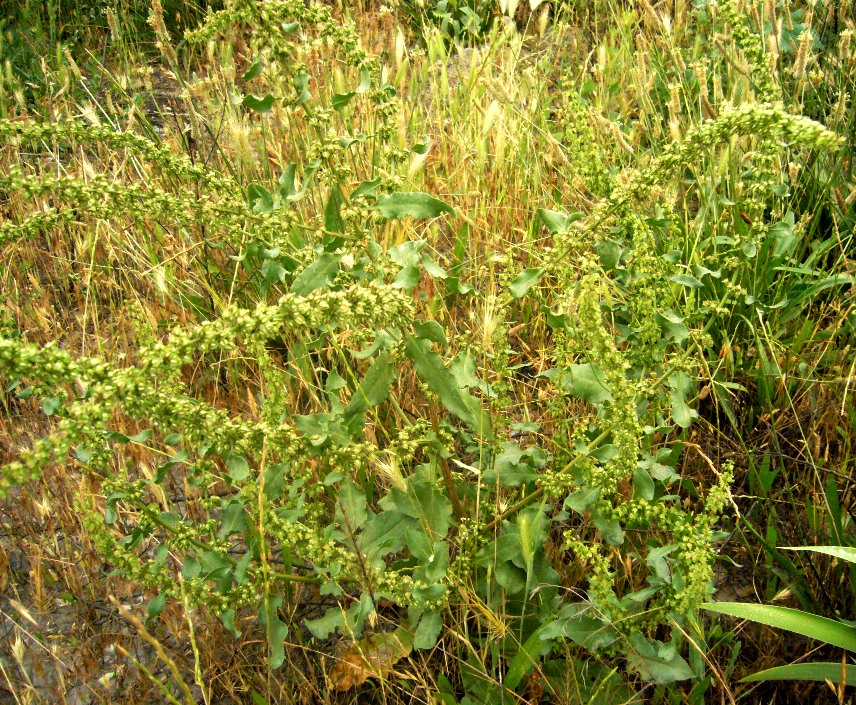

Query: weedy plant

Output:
[1, 0, 855, 703]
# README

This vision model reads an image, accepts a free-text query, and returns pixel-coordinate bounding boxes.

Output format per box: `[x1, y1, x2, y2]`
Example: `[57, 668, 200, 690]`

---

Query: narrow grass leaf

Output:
[703, 603, 856, 652]
[742, 662, 856, 683]
[786, 546, 856, 564]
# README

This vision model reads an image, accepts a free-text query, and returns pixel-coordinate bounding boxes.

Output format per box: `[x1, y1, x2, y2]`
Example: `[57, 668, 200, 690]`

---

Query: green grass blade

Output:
[741, 662, 856, 684]
[785, 546, 856, 564]
[703, 603, 856, 652]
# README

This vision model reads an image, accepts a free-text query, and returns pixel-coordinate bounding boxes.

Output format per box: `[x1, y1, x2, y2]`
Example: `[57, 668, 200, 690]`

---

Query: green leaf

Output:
[43, 396, 60, 416]
[413, 320, 448, 347]
[742, 662, 856, 684]
[656, 309, 690, 343]
[306, 606, 345, 639]
[539, 605, 619, 651]
[218, 498, 248, 539]
[259, 594, 289, 669]
[278, 165, 299, 200]
[243, 59, 263, 81]
[374, 192, 455, 220]
[703, 602, 856, 652]
[564, 486, 600, 514]
[785, 546, 856, 564]
[356, 67, 372, 93]
[290, 253, 343, 296]
[537, 208, 582, 233]
[242, 93, 275, 112]
[404, 336, 489, 434]
[393, 263, 421, 290]
[346, 351, 395, 417]
[220, 608, 242, 637]
[625, 634, 694, 683]
[335, 480, 368, 532]
[670, 274, 704, 288]
[293, 72, 311, 105]
[567, 363, 612, 404]
[592, 508, 624, 546]
[361, 510, 414, 569]
[248, 183, 274, 214]
[670, 387, 696, 428]
[510, 267, 545, 298]
[332, 91, 355, 112]
[226, 454, 250, 482]
[351, 178, 383, 199]
[379, 477, 452, 539]
[146, 593, 167, 622]
[324, 186, 344, 235]
[413, 609, 443, 649]
[504, 627, 552, 691]
[633, 466, 655, 500]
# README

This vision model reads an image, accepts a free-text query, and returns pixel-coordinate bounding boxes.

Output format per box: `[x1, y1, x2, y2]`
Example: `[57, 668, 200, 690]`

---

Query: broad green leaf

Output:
[742, 662, 856, 683]
[374, 192, 455, 220]
[537, 208, 582, 233]
[379, 477, 452, 539]
[361, 510, 415, 569]
[625, 634, 694, 683]
[539, 605, 619, 652]
[259, 594, 289, 668]
[564, 486, 600, 514]
[290, 253, 343, 295]
[656, 309, 690, 343]
[413, 320, 448, 347]
[413, 609, 443, 649]
[146, 593, 166, 622]
[592, 509, 624, 546]
[346, 351, 395, 417]
[242, 93, 275, 112]
[633, 466, 655, 500]
[510, 267, 545, 298]
[567, 363, 612, 404]
[248, 183, 274, 213]
[404, 336, 488, 434]
[393, 264, 421, 290]
[220, 608, 242, 637]
[351, 178, 382, 199]
[306, 605, 345, 639]
[293, 72, 311, 105]
[670, 387, 696, 428]
[243, 59, 263, 81]
[278, 165, 299, 200]
[703, 602, 856, 652]
[226, 454, 250, 482]
[218, 498, 248, 538]
[332, 91, 355, 112]
[786, 546, 856, 564]
[669, 371, 697, 428]
[324, 186, 344, 235]
[335, 480, 368, 533]
[670, 274, 704, 288]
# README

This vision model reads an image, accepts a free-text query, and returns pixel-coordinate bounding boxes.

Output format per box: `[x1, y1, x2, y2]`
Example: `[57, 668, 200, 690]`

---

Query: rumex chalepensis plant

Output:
[1, 1, 852, 703]
[504, 100, 844, 689]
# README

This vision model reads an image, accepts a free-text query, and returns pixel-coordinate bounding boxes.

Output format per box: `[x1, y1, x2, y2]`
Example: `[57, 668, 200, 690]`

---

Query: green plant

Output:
[705, 546, 856, 687]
